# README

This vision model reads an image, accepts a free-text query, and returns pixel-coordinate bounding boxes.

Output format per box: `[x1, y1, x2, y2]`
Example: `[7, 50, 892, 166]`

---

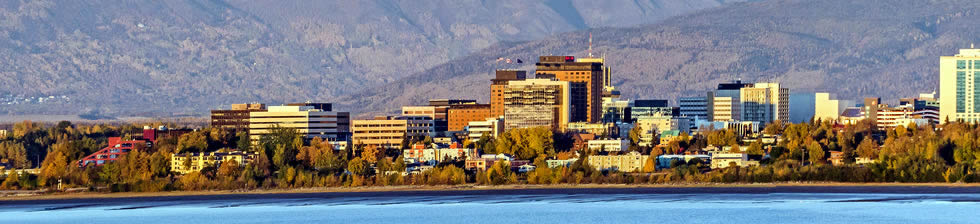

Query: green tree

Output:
[177, 131, 208, 153]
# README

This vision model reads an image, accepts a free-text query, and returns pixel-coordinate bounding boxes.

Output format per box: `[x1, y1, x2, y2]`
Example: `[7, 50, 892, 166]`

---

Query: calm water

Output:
[1, 187, 978, 224]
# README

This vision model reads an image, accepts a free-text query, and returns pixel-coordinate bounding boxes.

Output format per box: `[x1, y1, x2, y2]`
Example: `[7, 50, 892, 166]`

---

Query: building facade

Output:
[467, 116, 504, 139]
[352, 116, 434, 150]
[249, 105, 351, 143]
[586, 139, 629, 152]
[447, 104, 490, 132]
[171, 151, 258, 174]
[535, 56, 603, 123]
[78, 137, 148, 167]
[587, 151, 649, 172]
[491, 70, 527, 118]
[679, 95, 712, 121]
[940, 48, 980, 123]
[740, 82, 789, 125]
[631, 99, 675, 121]
[814, 93, 854, 122]
[210, 103, 267, 133]
[503, 79, 571, 131]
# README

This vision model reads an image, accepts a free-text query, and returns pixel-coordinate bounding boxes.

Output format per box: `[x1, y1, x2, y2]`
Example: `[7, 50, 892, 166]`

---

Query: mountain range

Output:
[0, 0, 749, 117]
[341, 0, 980, 116]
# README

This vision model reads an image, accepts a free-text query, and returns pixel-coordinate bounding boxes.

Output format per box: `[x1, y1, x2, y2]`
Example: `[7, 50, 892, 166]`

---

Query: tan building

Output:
[740, 82, 789, 125]
[503, 78, 571, 131]
[491, 70, 527, 118]
[448, 104, 490, 132]
[710, 153, 759, 169]
[210, 103, 267, 132]
[814, 93, 854, 122]
[352, 116, 434, 149]
[566, 122, 618, 136]
[535, 56, 604, 123]
[171, 151, 258, 174]
[249, 105, 350, 143]
[587, 151, 650, 172]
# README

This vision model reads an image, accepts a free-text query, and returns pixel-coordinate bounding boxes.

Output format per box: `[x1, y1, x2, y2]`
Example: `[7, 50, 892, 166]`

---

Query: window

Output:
[958, 60, 968, 69]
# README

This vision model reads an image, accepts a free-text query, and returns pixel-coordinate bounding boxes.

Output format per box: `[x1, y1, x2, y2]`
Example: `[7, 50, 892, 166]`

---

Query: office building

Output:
[352, 116, 434, 150]
[740, 82, 789, 124]
[535, 56, 603, 123]
[491, 70, 527, 118]
[249, 105, 351, 143]
[601, 97, 632, 124]
[171, 151, 258, 174]
[940, 48, 980, 123]
[467, 116, 504, 139]
[503, 78, 571, 131]
[814, 93, 854, 122]
[679, 95, 712, 121]
[210, 103, 267, 133]
[631, 99, 676, 121]
[447, 104, 490, 132]
[712, 81, 753, 121]
[566, 122, 618, 137]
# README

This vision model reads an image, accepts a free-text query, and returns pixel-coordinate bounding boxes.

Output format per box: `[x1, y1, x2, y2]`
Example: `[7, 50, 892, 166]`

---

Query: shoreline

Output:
[3, 182, 980, 203]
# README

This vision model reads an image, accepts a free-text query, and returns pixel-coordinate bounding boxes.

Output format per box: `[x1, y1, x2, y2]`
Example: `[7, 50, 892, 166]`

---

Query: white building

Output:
[814, 93, 854, 122]
[466, 116, 504, 139]
[710, 153, 759, 169]
[587, 139, 629, 152]
[740, 82, 789, 124]
[249, 105, 350, 143]
[940, 47, 980, 123]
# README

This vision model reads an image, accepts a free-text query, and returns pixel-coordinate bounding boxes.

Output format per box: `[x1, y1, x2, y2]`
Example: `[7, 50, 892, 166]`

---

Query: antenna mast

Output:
[588, 32, 593, 58]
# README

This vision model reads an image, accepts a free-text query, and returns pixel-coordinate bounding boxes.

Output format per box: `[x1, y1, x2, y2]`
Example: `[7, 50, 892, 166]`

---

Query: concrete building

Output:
[503, 78, 571, 131]
[249, 105, 351, 143]
[210, 103, 267, 133]
[402, 143, 477, 164]
[712, 97, 739, 121]
[814, 93, 854, 122]
[694, 120, 761, 137]
[601, 97, 632, 124]
[447, 104, 490, 132]
[940, 47, 980, 123]
[712, 81, 753, 121]
[566, 122, 618, 137]
[171, 151, 258, 174]
[466, 116, 504, 139]
[546, 158, 579, 168]
[535, 56, 603, 123]
[679, 95, 712, 121]
[491, 70, 527, 118]
[351, 116, 434, 150]
[740, 82, 790, 124]
[586, 138, 628, 152]
[631, 99, 675, 121]
[402, 105, 448, 134]
[637, 116, 690, 134]
[710, 153, 759, 169]
[78, 137, 148, 167]
[587, 151, 649, 172]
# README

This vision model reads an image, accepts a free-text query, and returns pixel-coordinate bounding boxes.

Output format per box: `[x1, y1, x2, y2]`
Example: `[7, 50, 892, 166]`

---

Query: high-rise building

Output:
[447, 104, 490, 132]
[402, 105, 448, 134]
[535, 56, 603, 123]
[940, 48, 980, 123]
[503, 78, 571, 131]
[248, 105, 351, 143]
[679, 95, 712, 121]
[491, 70, 527, 118]
[740, 82, 789, 124]
[210, 103, 267, 133]
[712, 81, 753, 121]
[814, 93, 854, 122]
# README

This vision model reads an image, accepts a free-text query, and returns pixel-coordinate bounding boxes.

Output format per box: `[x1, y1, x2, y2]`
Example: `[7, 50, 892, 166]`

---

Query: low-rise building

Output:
[710, 153, 759, 169]
[546, 158, 579, 168]
[658, 130, 682, 147]
[567, 122, 618, 137]
[587, 151, 649, 172]
[352, 116, 434, 150]
[78, 137, 149, 167]
[249, 105, 351, 144]
[466, 116, 504, 139]
[404, 143, 479, 164]
[170, 151, 258, 174]
[586, 138, 628, 152]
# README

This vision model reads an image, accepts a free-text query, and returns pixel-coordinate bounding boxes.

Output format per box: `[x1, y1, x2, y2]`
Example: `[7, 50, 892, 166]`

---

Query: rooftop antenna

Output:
[588, 32, 593, 58]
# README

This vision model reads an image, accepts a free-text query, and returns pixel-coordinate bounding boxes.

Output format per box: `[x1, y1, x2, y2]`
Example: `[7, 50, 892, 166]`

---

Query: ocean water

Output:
[1, 187, 978, 224]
